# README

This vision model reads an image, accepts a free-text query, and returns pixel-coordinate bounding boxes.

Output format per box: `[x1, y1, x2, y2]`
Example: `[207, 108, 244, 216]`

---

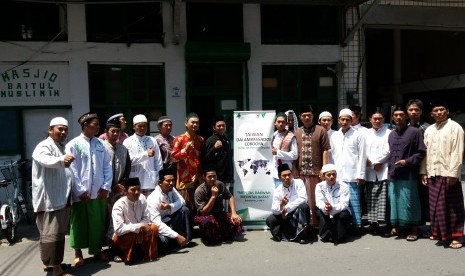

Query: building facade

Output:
[1, 0, 465, 161]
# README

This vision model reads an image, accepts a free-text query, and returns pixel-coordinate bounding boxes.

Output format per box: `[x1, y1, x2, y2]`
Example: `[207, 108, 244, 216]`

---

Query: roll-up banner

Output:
[233, 111, 275, 229]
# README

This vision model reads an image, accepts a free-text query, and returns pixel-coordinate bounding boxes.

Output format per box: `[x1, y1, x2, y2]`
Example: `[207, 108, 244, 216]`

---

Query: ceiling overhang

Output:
[183, 0, 369, 8]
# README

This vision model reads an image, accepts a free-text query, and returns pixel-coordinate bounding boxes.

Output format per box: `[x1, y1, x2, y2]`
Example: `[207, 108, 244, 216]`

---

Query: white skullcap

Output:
[133, 114, 147, 125]
[321, 164, 337, 174]
[49, 117, 68, 127]
[319, 111, 333, 120]
[339, 108, 353, 118]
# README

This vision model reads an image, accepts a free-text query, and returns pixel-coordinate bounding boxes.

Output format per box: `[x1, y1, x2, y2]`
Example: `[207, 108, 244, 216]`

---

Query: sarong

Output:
[36, 207, 70, 266]
[366, 180, 388, 223]
[158, 206, 191, 252]
[301, 175, 320, 228]
[266, 203, 310, 241]
[347, 182, 362, 227]
[70, 199, 108, 255]
[194, 212, 243, 244]
[388, 179, 421, 226]
[112, 224, 158, 263]
[428, 177, 464, 240]
[317, 209, 352, 243]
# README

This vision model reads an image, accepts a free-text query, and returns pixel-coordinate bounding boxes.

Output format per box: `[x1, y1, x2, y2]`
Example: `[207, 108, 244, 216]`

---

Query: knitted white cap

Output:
[321, 164, 337, 174]
[49, 117, 68, 127]
[338, 108, 353, 118]
[318, 111, 333, 120]
[133, 114, 148, 124]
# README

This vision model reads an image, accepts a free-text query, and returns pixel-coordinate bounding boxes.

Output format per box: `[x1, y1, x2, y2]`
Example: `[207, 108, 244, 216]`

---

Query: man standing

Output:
[194, 165, 243, 244]
[407, 99, 430, 134]
[407, 99, 431, 232]
[349, 105, 367, 132]
[103, 117, 131, 240]
[202, 115, 233, 184]
[315, 164, 352, 244]
[112, 178, 158, 264]
[294, 105, 330, 229]
[271, 113, 298, 187]
[330, 108, 367, 230]
[99, 113, 129, 144]
[387, 105, 425, 241]
[172, 112, 204, 215]
[318, 111, 335, 138]
[123, 114, 163, 197]
[65, 113, 112, 265]
[32, 117, 75, 276]
[266, 163, 310, 243]
[365, 108, 391, 232]
[155, 116, 175, 171]
[420, 101, 464, 249]
[147, 169, 190, 253]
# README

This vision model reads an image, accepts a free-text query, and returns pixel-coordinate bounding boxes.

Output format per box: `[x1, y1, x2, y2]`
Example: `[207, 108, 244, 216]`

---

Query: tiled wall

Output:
[341, 0, 465, 111]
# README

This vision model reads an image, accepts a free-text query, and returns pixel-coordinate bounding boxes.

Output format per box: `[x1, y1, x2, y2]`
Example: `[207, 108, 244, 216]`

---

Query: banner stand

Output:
[233, 111, 275, 229]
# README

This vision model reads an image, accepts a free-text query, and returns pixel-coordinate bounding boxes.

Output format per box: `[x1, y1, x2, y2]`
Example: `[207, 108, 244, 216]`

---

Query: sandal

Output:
[113, 255, 123, 263]
[384, 228, 398, 237]
[449, 240, 463, 249]
[73, 257, 85, 267]
[406, 235, 418, 241]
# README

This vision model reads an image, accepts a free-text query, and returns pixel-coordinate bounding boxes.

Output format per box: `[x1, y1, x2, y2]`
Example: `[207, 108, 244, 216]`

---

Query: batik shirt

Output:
[172, 132, 204, 190]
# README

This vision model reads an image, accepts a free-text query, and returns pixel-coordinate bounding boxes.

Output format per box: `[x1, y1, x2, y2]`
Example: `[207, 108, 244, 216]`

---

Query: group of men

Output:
[29, 99, 464, 275]
[266, 100, 464, 248]
[31, 112, 243, 275]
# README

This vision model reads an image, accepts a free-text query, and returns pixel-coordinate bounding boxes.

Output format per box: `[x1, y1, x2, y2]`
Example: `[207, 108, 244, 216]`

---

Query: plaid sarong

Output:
[366, 180, 388, 223]
[347, 181, 362, 227]
[194, 212, 243, 244]
[388, 179, 421, 226]
[428, 176, 464, 240]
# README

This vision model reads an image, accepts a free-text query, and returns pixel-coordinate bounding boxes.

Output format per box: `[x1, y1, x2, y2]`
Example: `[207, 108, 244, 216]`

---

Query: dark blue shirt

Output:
[388, 125, 426, 180]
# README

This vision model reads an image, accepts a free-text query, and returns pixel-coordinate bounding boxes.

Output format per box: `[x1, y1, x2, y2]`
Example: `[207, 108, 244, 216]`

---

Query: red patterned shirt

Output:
[172, 132, 204, 189]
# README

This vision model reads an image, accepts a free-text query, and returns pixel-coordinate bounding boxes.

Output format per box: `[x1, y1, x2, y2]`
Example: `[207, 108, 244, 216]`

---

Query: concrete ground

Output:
[1, 220, 465, 276]
[2, 182, 465, 276]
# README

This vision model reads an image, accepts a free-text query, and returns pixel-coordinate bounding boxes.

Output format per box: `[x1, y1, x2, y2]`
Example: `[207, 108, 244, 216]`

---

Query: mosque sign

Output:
[0, 64, 70, 106]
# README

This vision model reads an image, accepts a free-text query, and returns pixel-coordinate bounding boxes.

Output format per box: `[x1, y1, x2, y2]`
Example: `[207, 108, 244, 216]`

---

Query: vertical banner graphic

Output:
[234, 111, 275, 228]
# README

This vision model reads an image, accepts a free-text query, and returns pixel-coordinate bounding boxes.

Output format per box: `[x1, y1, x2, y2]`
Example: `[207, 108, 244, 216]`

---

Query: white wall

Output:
[243, 4, 341, 111]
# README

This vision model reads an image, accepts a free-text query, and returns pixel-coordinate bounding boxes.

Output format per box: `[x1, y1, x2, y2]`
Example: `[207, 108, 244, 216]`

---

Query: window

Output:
[261, 5, 340, 45]
[0, 110, 21, 155]
[262, 65, 338, 125]
[86, 3, 163, 43]
[187, 3, 243, 42]
[0, 3, 66, 41]
[88, 64, 165, 134]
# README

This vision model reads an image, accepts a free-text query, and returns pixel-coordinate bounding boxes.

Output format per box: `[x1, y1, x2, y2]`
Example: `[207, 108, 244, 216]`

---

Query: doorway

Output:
[186, 62, 245, 139]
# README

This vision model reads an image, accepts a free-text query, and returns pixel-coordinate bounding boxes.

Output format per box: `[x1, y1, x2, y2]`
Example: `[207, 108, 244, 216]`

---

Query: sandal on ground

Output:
[73, 257, 85, 267]
[406, 235, 418, 241]
[384, 228, 398, 237]
[449, 240, 463, 249]
[430, 235, 439, 240]
[113, 255, 123, 263]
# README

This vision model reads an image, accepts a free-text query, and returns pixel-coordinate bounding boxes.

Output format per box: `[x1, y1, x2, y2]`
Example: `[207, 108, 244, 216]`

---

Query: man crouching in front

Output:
[266, 163, 311, 244]
[111, 177, 158, 265]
